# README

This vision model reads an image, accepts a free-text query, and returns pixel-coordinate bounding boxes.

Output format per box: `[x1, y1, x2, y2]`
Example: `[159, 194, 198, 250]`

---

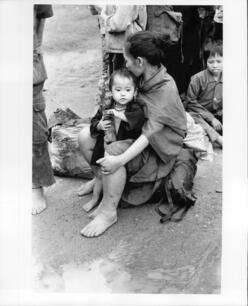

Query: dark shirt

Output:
[186, 69, 222, 123]
[90, 99, 145, 165]
[34, 5, 53, 19]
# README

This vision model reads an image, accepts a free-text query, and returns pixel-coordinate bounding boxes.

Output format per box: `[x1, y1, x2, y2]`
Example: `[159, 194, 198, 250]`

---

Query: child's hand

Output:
[97, 119, 112, 131]
[211, 118, 222, 131]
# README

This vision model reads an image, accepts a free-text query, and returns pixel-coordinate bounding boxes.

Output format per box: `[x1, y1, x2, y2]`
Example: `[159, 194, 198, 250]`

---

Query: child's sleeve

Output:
[186, 75, 216, 123]
[90, 107, 104, 138]
[124, 102, 146, 131]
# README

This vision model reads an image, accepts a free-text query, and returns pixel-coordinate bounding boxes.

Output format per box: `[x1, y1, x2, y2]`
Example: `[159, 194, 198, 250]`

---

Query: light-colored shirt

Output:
[101, 5, 147, 53]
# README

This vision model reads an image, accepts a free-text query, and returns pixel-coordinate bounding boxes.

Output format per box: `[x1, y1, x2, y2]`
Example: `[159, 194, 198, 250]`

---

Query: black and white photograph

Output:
[0, 1, 247, 306]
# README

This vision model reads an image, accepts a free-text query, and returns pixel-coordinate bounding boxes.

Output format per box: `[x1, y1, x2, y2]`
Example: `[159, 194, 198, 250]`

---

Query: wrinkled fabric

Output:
[90, 99, 145, 165]
[186, 69, 222, 122]
[33, 5, 53, 85]
[140, 66, 187, 164]
[104, 5, 147, 53]
[186, 69, 222, 142]
[120, 66, 188, 205]
[33, 5, 55, 187]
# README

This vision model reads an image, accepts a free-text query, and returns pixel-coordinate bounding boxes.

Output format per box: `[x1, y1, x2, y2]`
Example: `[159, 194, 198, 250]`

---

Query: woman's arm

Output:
[97, 134, 149, 174]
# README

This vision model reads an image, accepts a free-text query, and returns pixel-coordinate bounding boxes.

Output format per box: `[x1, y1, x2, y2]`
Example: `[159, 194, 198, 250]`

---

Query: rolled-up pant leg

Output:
[33, 83, 55, 187]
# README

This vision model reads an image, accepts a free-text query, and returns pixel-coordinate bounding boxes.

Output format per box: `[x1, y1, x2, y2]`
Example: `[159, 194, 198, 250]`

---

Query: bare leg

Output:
[82, 168, 102, 212]
[32, 186, 46, 215]
[80, 165, 126, 237]
[215, 134, 223, 148]
[77, 126, 96, 196]
[77, 178, 95, 196]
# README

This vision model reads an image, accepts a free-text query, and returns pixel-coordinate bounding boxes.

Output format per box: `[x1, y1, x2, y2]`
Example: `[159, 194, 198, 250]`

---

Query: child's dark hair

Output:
[125, 31, 173, 67]
[109, 67, 138, 91]
[203, 40, 223, 65]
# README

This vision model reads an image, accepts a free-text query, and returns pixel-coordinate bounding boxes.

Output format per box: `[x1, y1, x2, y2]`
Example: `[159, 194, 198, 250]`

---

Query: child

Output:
[186, 40, 223, 147]
[81, 68, 145, 212]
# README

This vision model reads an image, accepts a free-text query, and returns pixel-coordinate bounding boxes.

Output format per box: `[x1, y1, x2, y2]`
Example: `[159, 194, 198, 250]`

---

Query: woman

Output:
[78, 31, 195, 237]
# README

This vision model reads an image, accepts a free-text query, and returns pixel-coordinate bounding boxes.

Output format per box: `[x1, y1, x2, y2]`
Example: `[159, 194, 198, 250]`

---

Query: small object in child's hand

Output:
[102, 110, 116, 144]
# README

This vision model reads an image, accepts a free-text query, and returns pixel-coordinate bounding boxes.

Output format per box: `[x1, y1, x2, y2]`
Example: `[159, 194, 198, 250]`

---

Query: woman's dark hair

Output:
[203, 40, 223, 64]
[109, 67, 138, 91]
[125, 31, 173, 67]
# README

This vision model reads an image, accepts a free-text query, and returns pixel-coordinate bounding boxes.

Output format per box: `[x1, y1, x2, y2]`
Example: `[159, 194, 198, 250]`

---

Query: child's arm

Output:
[90, 107, 112, 137]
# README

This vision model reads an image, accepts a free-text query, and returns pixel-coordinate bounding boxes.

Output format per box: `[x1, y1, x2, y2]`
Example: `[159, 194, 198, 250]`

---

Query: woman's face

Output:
[123, 48, 144, 77]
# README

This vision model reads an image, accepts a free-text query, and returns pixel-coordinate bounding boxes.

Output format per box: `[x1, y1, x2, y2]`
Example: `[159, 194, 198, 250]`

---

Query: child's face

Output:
[111, 75, 136, 105]
[207, 54, 223, 76]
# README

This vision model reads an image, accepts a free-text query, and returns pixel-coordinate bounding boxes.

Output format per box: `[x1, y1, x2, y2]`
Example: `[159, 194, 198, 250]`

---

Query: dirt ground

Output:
[32, 5, 222, 294]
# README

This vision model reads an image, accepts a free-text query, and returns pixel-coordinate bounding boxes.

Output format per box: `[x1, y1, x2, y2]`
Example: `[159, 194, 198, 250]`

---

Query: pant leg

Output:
[33, 82, 55, 187]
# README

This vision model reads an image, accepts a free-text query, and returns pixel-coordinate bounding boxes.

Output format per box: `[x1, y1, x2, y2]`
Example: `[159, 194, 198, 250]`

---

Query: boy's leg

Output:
[82, 167, 102, 212]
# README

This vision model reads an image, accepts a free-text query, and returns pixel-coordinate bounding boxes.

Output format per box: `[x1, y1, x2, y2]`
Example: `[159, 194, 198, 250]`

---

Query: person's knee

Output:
[105, 143, 117, 156]
[78, 126, 90, 147]
[78, 126, 96, 151]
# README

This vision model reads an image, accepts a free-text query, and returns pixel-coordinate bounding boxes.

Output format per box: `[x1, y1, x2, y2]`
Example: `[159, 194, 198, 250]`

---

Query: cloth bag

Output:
[48, 108, 94, 179]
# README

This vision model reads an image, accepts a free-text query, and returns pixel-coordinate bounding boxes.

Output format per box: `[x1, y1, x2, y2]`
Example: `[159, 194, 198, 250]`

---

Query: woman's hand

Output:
[97, 119, 112, 131]
[96, 155, 123, 175]
[211, 118, 222, 131]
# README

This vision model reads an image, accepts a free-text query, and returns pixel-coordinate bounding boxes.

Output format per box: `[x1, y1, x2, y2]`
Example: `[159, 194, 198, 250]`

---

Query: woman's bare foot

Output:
[80, 210, 117, 237]
[32, 187, 47, 215]
[77, 178, 95, 196]
[82, 198, 99, 212]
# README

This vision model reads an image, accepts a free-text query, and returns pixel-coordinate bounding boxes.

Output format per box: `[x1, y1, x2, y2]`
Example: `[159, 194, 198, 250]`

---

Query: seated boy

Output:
[186, 40, 223, 147]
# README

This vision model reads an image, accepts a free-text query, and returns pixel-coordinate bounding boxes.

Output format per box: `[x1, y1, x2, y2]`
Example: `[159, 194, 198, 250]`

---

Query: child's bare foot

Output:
[32, 187, 47, 215]
[82, 198, 99, 212]
[88, 201, 103, 219]
[84, 176, 102, 213]
[77, 178, 95, 196]
[80, 210, 117, 237]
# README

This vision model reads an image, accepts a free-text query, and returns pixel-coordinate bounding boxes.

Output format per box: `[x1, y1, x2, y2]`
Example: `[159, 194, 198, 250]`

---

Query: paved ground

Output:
[32, 151, 222, 294]
[32, 5, 222, 294]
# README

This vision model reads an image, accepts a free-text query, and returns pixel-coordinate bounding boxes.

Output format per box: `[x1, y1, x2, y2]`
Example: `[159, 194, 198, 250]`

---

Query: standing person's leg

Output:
[77, 126, 96, 196]
[32, 83, 55, 214]
[82, 166, 102, 212]
[80, 165, 126, 237]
